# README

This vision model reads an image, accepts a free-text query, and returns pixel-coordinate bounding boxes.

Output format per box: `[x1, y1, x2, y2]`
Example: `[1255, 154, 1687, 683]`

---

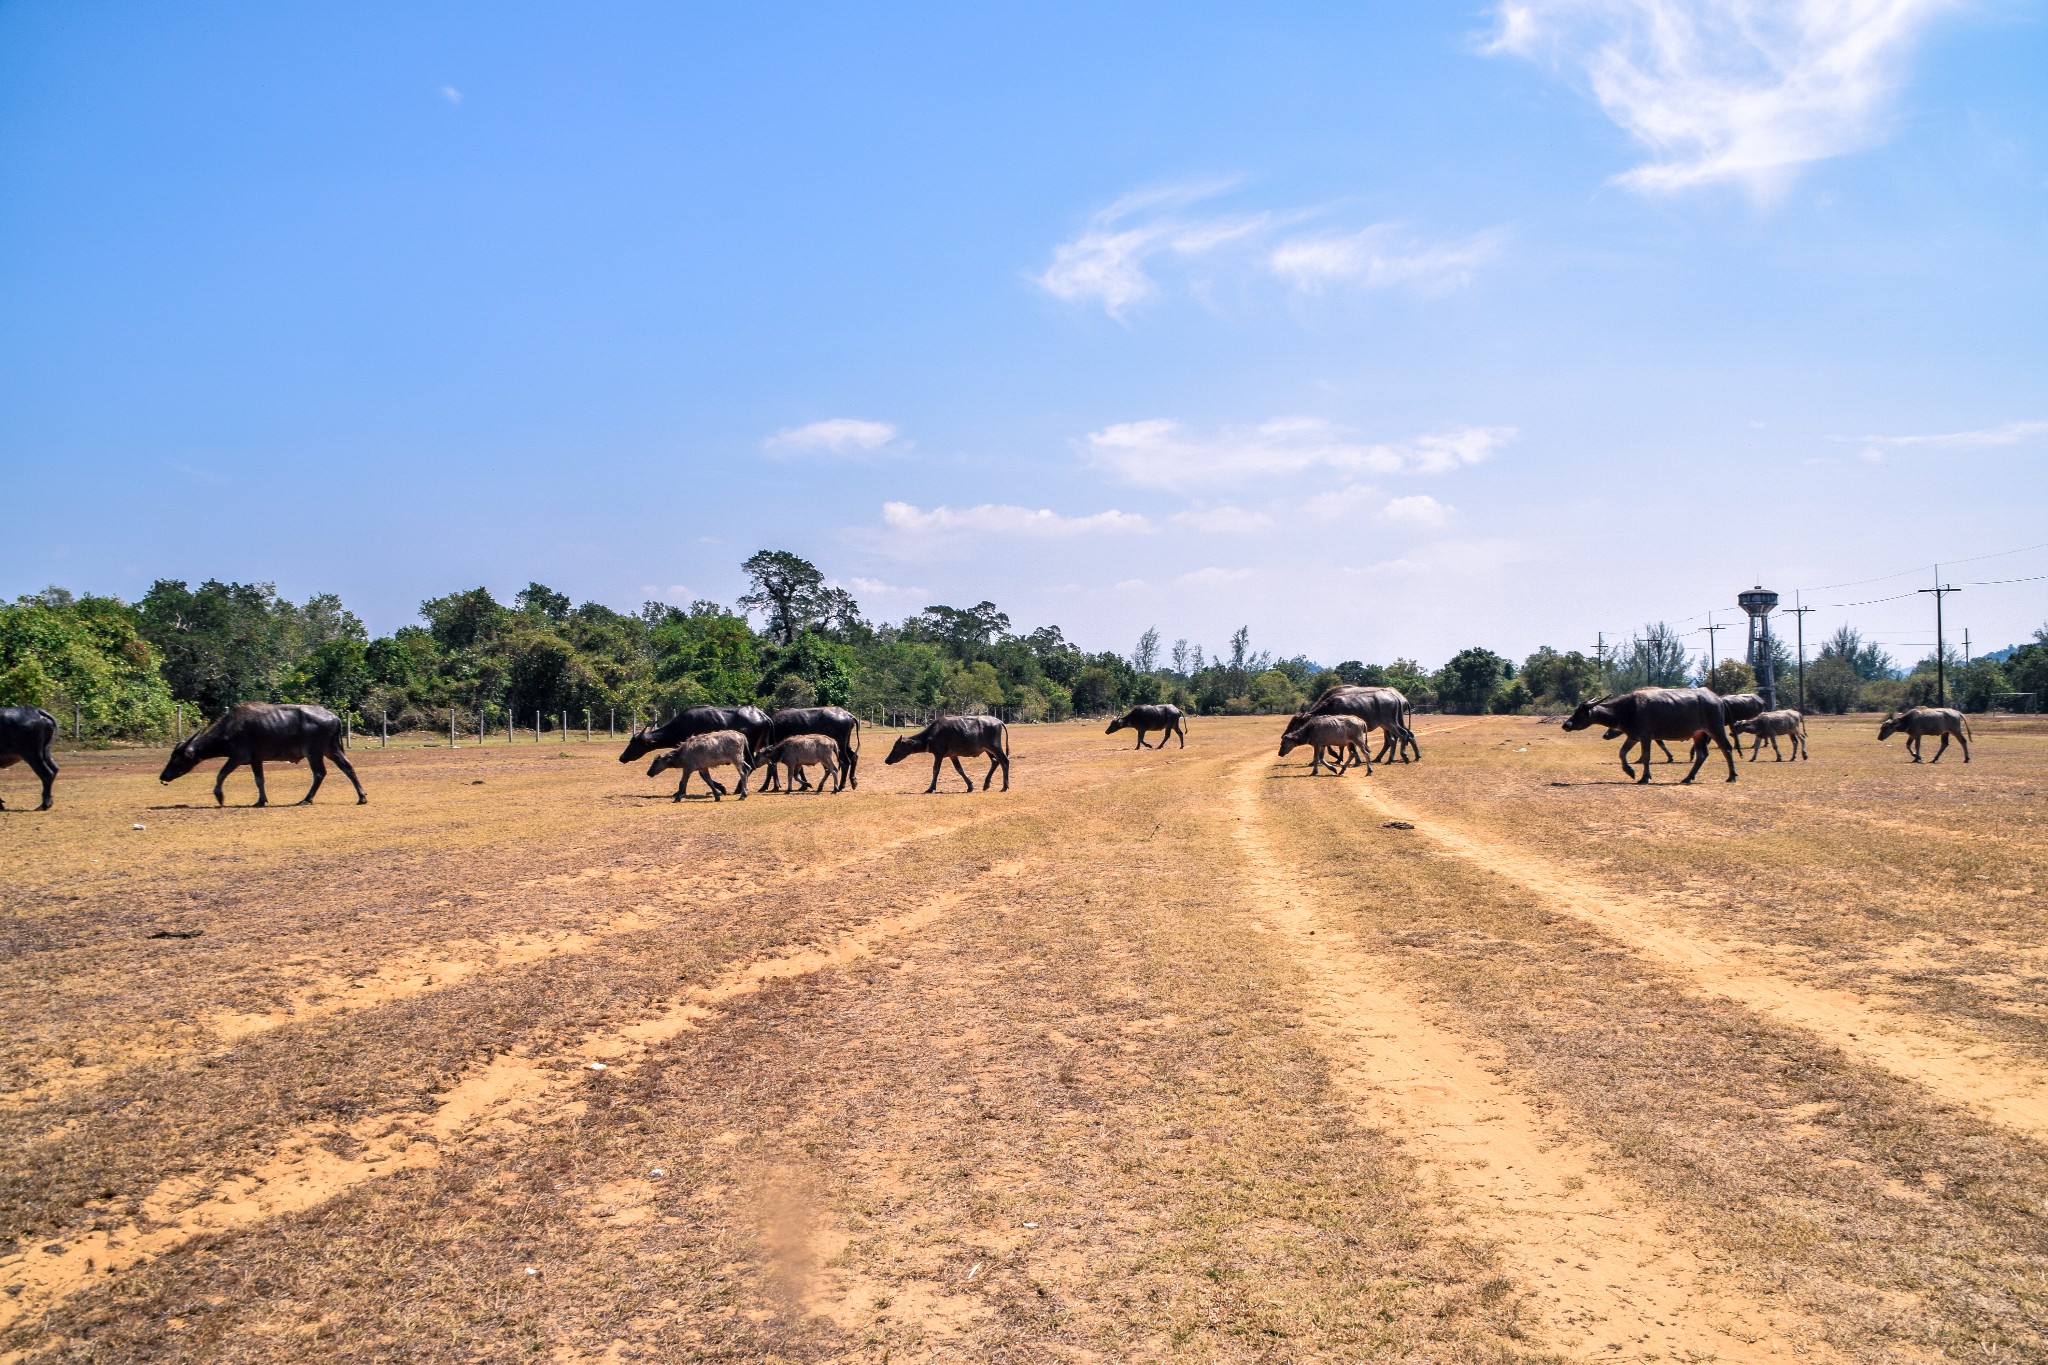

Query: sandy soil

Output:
[2, 714, 2044, 1362]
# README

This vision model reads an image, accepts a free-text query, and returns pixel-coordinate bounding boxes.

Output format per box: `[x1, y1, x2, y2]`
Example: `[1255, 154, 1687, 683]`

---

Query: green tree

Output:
[1702, 659, 1756, 696]
[1071, 666, 1119, 714]
[1520, 647, 1603, 706]
[1819, 626, 1894, 682]
[1434, 648, 1510, 714]
[0, 591, 175, 739]
[1803, 655, 1862, 714]
[738, 550, 837, 645]
[1249, 669, 1301, 714]
[761, 632, 856, 707]
[1608, 623, 1689, 690]
[647, 605, 760, 710]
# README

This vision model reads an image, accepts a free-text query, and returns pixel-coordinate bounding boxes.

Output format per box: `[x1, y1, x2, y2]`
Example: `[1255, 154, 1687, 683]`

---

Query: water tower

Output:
[1737, 585, 1779, 708]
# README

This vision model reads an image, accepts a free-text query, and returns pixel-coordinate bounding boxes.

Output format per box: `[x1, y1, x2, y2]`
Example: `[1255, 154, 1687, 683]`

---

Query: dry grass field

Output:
[2, 713, 2045, 1363]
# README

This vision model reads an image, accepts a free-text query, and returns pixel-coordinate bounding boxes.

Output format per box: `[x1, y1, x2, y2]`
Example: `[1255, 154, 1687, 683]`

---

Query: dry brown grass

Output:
[2, 716, 2045, 1361]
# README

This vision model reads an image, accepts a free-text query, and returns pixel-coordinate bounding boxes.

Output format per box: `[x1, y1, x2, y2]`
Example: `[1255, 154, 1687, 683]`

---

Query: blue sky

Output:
[3, 1, 2044, 667]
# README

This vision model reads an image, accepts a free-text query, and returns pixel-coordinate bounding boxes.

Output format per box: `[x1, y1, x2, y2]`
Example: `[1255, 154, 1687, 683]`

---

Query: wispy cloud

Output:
[879, 501, 1154, 537]
[1176, 566, 1254, 587]
[1269, 226, 1506, 293]
[765, 418, 901, 458]
[1171, 505, 1275, 533]
[1854, 419, 2048, 449]
[1038, 183, 1498, 316]
[1083, 417, 1512, 491]
[844, 575, 931, 598]
[1488, 0, 1956, 196]
[440, 85, 462, 105]
[1378, 494, 1454, 528]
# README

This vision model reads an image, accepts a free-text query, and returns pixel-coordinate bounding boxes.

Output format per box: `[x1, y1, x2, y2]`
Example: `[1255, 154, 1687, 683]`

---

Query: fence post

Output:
[382, 710, 388, 747]
[74, 702, 81, 742]
[450, 710, 456, 749]
[175, 702, 182, 745]
[585, 708, 591, 742]
[535, 709, 541, 743]
[609, 708, 614, 739]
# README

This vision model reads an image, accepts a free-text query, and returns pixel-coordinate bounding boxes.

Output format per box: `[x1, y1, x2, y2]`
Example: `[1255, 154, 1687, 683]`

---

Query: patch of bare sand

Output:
[1356, 783, 2048, 1143]
[0, 886, 968, 1338]
[1231, 764, 1834, 1362]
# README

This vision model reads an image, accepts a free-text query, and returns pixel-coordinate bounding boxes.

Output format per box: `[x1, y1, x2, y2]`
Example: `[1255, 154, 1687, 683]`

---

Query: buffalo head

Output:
[159, 739, 201, 785]
[1276, 729, 1304, 758]
[618, 727, 662, 763]
[1560, 696, 1611, 733]
[885, 735, 923, 765]
[1103, 717, 1125, 734]
[1878, 714, 1901, 742]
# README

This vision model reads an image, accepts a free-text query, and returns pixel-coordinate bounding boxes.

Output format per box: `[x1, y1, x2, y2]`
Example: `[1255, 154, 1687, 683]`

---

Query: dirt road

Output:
[3, 715, 2044, 1362]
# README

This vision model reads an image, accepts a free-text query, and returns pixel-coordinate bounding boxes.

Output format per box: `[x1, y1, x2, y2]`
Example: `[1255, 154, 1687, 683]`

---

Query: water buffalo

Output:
[619, 706, 771, 764]
[646, 729, 752, 800]
[885, 715, 1009, 792]
[753, 734, 845, 793]
[160, 702, 366, 806]
[0, 705, 58, 811]
[1562, 688, 1736, 784]
[1719, 693, 1769, 725]
[1733, 709, 1808, 761]
[1279, 714, 1372, 776]
[761, 706, 863, 791]
[1299, 686, 1419, 762]
[1106, 704, 1186, 749]
[1879, 707, 1971, 763]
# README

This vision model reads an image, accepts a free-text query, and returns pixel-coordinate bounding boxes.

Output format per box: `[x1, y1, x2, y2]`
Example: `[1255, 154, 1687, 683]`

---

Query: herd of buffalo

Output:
[0, 685, 1983, 811]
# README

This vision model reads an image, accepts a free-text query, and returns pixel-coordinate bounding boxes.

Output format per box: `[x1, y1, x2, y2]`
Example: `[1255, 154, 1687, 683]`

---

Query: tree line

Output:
[3, 550, 2043, 741]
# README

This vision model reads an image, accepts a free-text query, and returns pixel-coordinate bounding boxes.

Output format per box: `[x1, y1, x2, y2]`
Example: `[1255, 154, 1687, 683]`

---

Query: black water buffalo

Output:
[618, 705, 771, 764]
[761, 706, 863, 791]
[1562, 688, 1736, 784]
[160, 702, 366, 806]
[0, 705, 58, 811]
[1106, 704, 1186, 749]
[1279, 714, 1371, 776]
[886, 715, 1009, 792]
[1300, 685, 1419, 762]
[1733, 709, 1808, 761]
[646, 730, 752, 800]
[1604, 692, 1768, 767]
[1879, 707, 1971, 763]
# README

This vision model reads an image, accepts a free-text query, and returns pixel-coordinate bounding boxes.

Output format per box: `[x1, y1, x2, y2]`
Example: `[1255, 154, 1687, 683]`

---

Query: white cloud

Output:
[845, 575, 930, 598]
[1083, 417, 1513, 491]
[879, 501, 1154, 537]
[1171, 505, 1275, 533]
[1303, 483, 1381, 521]
[1379, 494, 1454, 528]
[1176, 567, 1254, 587]
[764, 418, 900, 457]
[440, 85, 462, 104]
[1038, 182, 1496, 315]
[1855, 419, 2048, 449]
[1488, 0, 1956, 196]
[1270, 226, 1506, 293]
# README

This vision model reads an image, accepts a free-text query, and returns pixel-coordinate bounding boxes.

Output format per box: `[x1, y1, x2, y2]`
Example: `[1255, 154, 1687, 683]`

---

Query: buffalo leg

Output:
[1620, 735, 1639, 781]
[213, 758, 240, 806]
[706, 774, 727, 801]
[1958, 730, 1969, 763]
[302, 751, 327, 804]
[1909, 734, 1923, 762]
[328, 744, 367, 803]
[1713, 722, 1737, 781]
[1657, 740, 1676, 761]
[672, 769, 692, 801]
[1637, 730, 1654, 784]
[735, 762, 754, 798]
[1770, 735, 1785, 761]
[1680, 734, 1711, 783]
[1930, 733, 1950, 764]
[951, 755, 974, 791]
[1175, 721, 1185, 748]
[991, 747, 1009, 791]
[926, 756, 944, 793]
[27, 750, 58, 810]
[250, 760, 268, 806]
[1133, 731, 1147, 749]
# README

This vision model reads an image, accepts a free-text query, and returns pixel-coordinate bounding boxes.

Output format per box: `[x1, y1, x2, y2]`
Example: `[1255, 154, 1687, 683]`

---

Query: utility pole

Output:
[1701, 614, 1726, 674]
[1786, 594, 1815, 714]
[1919, 566, 1961, 707]
[1964, 628, 1972, 669]
[1593, 632, 1607, 683]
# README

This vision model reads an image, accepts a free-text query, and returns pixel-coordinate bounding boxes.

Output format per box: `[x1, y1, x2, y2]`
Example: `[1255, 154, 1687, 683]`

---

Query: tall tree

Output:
[738, 550, 832, 645]
[1131, 627, 1160, 673]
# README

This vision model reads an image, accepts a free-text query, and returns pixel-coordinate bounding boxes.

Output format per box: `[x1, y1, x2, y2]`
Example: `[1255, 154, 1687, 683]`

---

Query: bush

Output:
[1492, 679, 1534, 714]
[1249, 669, 1302, 714]
[1802, 656, 1861, 713]
[1702, 660, 1756, 696]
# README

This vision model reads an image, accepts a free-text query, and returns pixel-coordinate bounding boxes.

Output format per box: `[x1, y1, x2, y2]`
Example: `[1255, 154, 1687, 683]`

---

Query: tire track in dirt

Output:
[0, 873, 998, 1340]
[1231, 763, 1833, 1362]
[1354, 784, 2048, 1143]
[0, 811, 1005, 1114]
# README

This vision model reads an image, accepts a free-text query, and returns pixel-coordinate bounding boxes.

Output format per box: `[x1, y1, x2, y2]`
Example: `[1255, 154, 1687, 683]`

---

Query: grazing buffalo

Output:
[753, 734, 845, 793]
[1733, 710, 1808, 761]
[1719, 693, 1769, 726]
[885, 716, 1009, 793]
[1562, 688, 1736, 784]
[1299, 686, 1419, 763]
[160, 703, 366, 806]
[1106, 704, 1187, 749]
[0, 705, 58, 811]
[1602, 725, 1676, 767]
[761, 706, 863, 791]
[1879, 707, 1971, 763]
[1279, 714, 1371, 776]
[619, 706, 771, 764]
[646, 730, 752, 800]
